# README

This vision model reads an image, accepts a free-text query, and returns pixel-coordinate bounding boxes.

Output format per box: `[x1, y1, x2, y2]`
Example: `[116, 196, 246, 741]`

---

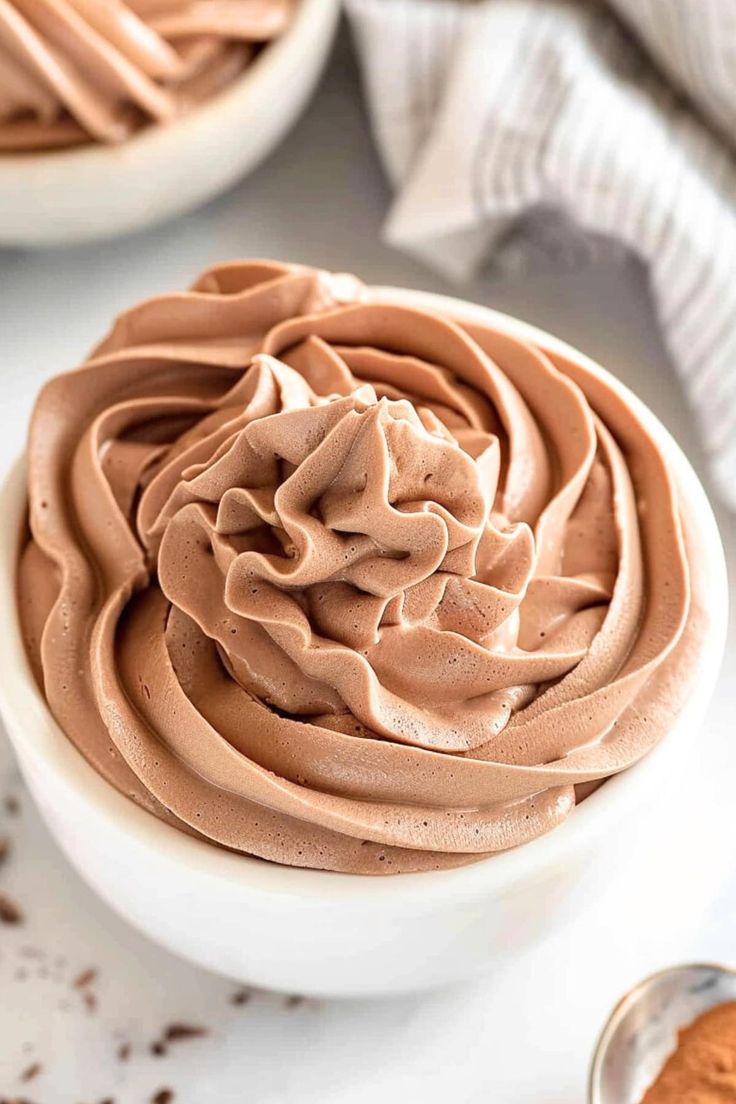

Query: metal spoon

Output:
[589, 962, 736, 1104]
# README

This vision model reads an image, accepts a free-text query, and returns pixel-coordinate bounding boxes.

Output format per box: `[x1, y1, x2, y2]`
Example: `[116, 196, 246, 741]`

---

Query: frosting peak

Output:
[149, 357, 535, 753]
[18, 261, 705, 874]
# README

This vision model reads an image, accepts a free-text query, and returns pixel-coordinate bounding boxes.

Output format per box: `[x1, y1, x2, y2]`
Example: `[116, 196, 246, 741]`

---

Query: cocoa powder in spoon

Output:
[641, 1001, 736, 1102]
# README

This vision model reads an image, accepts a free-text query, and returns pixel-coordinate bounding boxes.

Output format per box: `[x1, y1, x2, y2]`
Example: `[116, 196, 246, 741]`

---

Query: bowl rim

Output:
[0, 0, 339, 169]
[0, 287, 728, 906]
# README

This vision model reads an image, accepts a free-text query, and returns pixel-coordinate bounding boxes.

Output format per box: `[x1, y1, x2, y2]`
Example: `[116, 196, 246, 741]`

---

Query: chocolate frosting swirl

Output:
[0, 0, 291, 151]
[18, 260, 700, 874]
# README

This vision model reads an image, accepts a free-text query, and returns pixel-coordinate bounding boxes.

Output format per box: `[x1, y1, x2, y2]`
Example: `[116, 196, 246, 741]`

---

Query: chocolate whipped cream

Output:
[0, 0, 292, 151]
[18, 261, 705, 874]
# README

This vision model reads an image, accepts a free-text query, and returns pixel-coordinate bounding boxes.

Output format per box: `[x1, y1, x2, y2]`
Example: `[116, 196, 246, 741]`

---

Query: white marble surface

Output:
[0, 27, 735, 1104]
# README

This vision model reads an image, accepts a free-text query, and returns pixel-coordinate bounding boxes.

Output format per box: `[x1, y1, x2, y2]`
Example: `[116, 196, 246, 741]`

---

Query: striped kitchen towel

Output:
[345, 0, 736, 507]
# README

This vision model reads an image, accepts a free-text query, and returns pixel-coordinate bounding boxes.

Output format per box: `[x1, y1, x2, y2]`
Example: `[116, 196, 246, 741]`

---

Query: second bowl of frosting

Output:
[0, 0, 339, 246]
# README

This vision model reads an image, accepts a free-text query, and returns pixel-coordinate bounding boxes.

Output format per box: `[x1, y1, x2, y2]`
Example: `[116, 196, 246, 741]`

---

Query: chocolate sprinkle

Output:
[0, 837, 9, 866]
[151, 1090, 174, 1104]
[73, 967, 98, 989]
[230, 988, 252, 1006]
[151, 1021, 208, 1056]
[0, 894, 23, 925]
[19, 1064, 40, 1084]
[164, 1023, 208, 1043]
[116, 1043, 131, 1062]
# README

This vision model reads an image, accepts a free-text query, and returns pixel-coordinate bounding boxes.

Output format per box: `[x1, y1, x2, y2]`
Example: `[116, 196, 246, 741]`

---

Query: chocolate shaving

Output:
[151, 1090, 174, 1104]
[117, 1043, 131, 1062]
[151, 1021, 208, 1056]
[0, 836, 9, 866]
[285, 995, 305, 1009]
[230, 988, 252, 1006]
[73, 967, 97, 989]
[0, 894, 23, 925]
[164, 1023, 208, 1043]
[19, 1064, 41, 1084]
[3, 795, 20, 816]
[83, 990, 97, 1013]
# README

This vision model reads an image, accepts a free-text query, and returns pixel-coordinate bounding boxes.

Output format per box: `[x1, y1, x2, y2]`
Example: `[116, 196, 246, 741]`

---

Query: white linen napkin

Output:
[345, 0, 736, 507]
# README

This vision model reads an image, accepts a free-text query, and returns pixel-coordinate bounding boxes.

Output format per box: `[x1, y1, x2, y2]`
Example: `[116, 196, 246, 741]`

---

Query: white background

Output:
[0, 27, 734, 1104]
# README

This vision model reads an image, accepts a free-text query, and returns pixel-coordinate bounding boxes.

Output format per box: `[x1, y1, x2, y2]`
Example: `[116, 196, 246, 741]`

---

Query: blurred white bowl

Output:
[0, 291, 727, 998]
[0, 0, 339, 248]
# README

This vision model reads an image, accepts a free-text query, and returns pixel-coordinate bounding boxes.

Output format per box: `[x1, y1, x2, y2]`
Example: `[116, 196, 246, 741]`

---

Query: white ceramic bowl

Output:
[0, 0, 339, 248]
[0, 291, 728, 998]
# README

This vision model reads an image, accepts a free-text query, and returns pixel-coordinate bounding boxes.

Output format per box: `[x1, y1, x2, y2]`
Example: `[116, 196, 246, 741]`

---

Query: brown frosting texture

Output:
[0, 0, 292, 151]
[18, 260, 701, 874]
